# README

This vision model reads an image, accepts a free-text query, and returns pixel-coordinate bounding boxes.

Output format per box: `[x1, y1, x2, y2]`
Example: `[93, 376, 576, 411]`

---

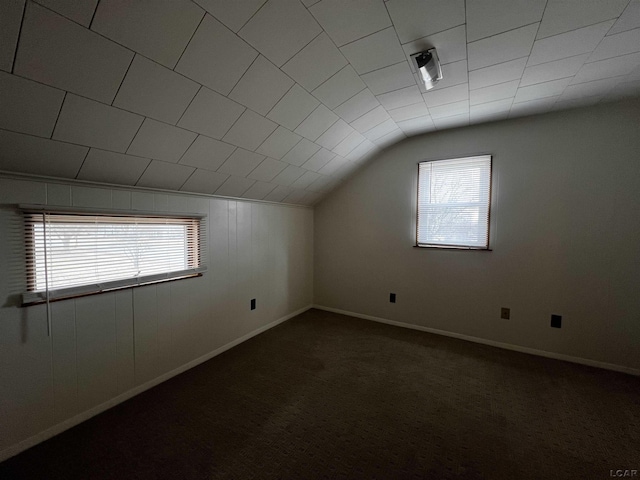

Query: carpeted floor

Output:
[1, 309, 639, 479]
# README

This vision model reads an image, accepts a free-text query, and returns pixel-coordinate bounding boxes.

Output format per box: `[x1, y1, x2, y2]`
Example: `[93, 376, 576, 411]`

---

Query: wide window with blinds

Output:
[416, 155, 492, 249]
[22, 208, 205, 305]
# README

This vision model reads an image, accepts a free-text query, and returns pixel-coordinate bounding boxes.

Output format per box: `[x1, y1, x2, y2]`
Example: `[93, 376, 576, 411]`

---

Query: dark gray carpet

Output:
[1, 309, 639, 479]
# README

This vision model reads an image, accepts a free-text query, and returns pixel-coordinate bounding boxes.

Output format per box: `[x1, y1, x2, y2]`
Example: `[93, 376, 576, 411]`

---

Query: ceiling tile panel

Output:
[0, 0, 25, 72]
[572, 53, 640, 85]
[35, 0, 98, 27]
[470, 80, 520, 105]
[283, 189, 308, 204]
[247, 158, 288, 182]
[433, 113, 469, 129]
[361, 62, 416, 95]
[528, 21, 614, 66]
[509, 96, 558, 116]
[222, 110, 278, 150]
[364, 118, 399, 140]
[77, 149, 150, 185]
[559, 78, 617, 101]
[346, 140, 377, 161]
[513, 77, 572, 103]
[470, 98, 513, 115]
[178, 87, 245, 139]
[91, 0, 204, 69]
[468, 23, 538, 70]
[397, 115, 436, 133]
[238, 0, 322, 67]
[272, 165, 306, 186]
[428, 100, 469, 118]
[281, 139, 321, 166]
[402, 25, 467, 66]
[350, 105, 390, 133]
[15, 2, 133, 104]
[214, 175, 255, 197]
[519, 54, 588, 86]
[294, 105, 339, 141]
[316, 120, 354, 150]
[256, 126, 302, 159]
[332, 131, 366, 157]
[302, 148, 336, 171]
[609, 0, 640, 35]
[267, 84, 320, 130]
[242, 181, 277, 200]
[340, 27, 406, 74]
[423, 83, 469, 108]
[193, 0, 267, 32]
[309, 0, 391, 47]
[263, 185, 293, 202]
[588, 28, 640, 62]
[0, 129, 87, 178]
[317, 155, 348, 175]
[282, 33, 348, 91]
[0, 71, 65, 138]
[373, 128, 405, 146]
[291, 170, 322, 189]
[127, 119, 197, 163]
[113, 55, 199, 125]
[312, 66, 366, 109]
[306, 174, 334, 192]
[376, 85, 424, 110]
[180, 169, 230, 194]
[136, 161, 195, 190]
[467, 0, 546, 42]
[388, 102, 429, 122]
[178, 135, 236, 171]
[386, 0, 465, 44]
[175, 14, 258, 95]
[53, 94, 143, 153]
[217, 148, 265, 176]
[537, 0, 628, 39]
[469, 57, 528, 89]
[229, 56, 294, 115]
[334, 89, 380, 123]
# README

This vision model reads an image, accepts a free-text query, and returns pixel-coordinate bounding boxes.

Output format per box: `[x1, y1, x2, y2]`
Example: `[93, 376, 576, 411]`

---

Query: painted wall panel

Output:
[314, 99, 640, 371]
[0, 176, 313, 459]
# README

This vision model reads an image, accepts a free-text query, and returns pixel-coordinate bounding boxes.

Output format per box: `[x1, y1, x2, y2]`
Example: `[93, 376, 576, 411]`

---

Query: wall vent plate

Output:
[501, 307, 510, 320]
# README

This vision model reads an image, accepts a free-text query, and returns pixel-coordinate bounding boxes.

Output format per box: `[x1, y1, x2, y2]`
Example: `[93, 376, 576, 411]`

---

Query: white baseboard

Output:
[313, 305, 640, 377]
[0, 305, 312, 463]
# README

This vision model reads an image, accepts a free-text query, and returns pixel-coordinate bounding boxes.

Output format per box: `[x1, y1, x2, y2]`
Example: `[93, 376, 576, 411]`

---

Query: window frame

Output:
[415, 155, 493, 251]
[20, 204, 207, 306]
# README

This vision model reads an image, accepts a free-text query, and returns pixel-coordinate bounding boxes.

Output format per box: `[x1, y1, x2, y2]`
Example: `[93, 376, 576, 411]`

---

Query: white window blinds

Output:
[417, 155, 492, 249]
[22, 208, 206, 305]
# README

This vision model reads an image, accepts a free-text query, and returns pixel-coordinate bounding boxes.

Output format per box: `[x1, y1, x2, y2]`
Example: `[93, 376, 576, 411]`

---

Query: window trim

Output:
[414, 155, 493, 251]
[20, 204, 207, 306]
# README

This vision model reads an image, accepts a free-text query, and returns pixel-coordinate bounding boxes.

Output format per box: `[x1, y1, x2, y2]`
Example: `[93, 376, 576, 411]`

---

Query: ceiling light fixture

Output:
[411, 48, 443, 90]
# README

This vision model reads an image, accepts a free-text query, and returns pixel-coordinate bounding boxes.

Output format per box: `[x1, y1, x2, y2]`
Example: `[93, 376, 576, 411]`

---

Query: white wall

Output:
[0, 177, 313, 459]
[314, 99, 640, 372]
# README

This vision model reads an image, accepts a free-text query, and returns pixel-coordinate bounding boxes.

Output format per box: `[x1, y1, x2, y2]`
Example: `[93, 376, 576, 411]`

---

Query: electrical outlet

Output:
[390, 293, 396, 303]
[501, 307, 510, 320]
[551, 314, 562, 328]
[250, 299, 256, 310]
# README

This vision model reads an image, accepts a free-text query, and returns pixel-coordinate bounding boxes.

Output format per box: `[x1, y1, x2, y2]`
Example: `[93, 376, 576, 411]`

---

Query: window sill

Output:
[22, 269, 206, 307]
[414, 245, 492, 251]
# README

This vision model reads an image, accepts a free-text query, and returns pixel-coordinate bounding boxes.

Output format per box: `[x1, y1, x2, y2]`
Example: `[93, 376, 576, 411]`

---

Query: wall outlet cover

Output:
[551, 314, 562, 328]
[501, 307, 510, 319]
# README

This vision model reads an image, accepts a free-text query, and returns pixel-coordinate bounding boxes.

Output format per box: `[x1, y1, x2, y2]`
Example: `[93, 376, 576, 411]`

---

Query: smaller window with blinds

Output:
[22, 208, 206, 305]
[416, 155, 492, 249]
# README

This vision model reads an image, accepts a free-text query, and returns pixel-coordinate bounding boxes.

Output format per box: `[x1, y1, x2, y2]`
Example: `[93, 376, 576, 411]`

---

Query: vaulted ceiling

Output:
[1, 0, 639, 205]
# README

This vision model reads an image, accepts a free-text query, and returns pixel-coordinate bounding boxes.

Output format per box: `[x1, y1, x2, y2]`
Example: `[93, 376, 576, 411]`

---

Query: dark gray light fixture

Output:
[411, 48, 443, 90]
